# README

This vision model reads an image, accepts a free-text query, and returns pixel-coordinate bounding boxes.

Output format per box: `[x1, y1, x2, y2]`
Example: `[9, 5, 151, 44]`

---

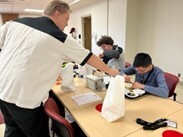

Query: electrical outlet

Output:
[179, 73, 183, 82]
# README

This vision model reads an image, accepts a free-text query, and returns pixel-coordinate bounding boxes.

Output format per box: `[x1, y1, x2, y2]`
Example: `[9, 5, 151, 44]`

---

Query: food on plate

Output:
[125, 82, 132, 88]
[127, 92, 135, 96]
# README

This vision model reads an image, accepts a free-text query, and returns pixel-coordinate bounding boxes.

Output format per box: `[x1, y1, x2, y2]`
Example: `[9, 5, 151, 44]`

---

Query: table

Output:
[127, 109, 183, 137]
[0, 124, 5, 137]
[52, 78, 183, 137]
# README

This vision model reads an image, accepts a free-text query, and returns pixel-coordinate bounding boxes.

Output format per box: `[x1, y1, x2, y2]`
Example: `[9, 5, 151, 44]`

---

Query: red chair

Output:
[125, 62, 131, 68]
[44, 98, 74, 137]
[164, 72, 179, 101]
[0, 111, 4, 124]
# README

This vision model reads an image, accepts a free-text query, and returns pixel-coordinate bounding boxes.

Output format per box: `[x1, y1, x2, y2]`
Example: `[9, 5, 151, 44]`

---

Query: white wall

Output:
[65, 0, 108, 55]
[67, 0, 127, 55]
[125, 0, 139, 63]
[125, 0, 183, 76]
[138, 0, 183, 75]
[108, 0, 127, 49]
[66, 0, 108, 55]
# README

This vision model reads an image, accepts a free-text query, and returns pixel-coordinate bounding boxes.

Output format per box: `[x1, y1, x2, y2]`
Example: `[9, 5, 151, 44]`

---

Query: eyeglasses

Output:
[135, 66, 149, 74]
[135, 67, 147, 84]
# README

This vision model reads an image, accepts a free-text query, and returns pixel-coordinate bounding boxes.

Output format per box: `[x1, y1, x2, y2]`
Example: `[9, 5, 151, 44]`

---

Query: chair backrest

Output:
[164, 72, 179, 98]
[0, 111, 4, 124]
[44, 98, 74, 137]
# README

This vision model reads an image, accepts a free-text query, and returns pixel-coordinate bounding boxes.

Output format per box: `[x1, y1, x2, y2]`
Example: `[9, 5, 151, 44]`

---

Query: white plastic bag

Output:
[101, 75, 125, 122]
[60, 63, 76, 92]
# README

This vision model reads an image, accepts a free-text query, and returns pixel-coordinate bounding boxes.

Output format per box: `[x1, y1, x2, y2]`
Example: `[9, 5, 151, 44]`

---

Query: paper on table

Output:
[71, 92, 102, 105]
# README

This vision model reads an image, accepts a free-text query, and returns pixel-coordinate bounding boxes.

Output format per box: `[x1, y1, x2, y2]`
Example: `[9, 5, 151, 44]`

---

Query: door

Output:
[83, 16, 91, 50]
[1, 13, 19, 24]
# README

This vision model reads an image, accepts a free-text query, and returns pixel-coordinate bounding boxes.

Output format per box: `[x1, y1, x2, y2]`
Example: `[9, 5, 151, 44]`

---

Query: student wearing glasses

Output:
[120, 53, 169, 98]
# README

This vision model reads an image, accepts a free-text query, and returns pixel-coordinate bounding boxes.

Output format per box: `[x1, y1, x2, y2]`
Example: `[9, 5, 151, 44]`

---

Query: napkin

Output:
[60, 63, 75, 92]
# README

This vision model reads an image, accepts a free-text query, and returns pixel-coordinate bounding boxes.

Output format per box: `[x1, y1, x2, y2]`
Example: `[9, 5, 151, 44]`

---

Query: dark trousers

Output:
[0, 99, 50, 137]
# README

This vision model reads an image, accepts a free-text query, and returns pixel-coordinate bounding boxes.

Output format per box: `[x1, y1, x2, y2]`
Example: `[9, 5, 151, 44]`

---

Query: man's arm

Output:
[86, 54, 119, 76]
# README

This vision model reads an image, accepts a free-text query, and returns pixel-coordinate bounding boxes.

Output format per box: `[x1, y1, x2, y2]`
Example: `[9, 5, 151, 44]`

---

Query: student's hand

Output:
[132, 82, 145, 89]
[123, 74, 131, 82]
[98, 53, 104, 58]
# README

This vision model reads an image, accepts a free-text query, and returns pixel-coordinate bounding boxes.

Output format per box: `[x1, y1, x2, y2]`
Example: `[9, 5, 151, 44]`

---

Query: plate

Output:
[125, 88, 138, 98]
[133, 89, 145, 96]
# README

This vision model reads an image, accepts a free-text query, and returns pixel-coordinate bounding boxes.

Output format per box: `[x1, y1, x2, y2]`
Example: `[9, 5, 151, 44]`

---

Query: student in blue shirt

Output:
[120, 53, 169, 98]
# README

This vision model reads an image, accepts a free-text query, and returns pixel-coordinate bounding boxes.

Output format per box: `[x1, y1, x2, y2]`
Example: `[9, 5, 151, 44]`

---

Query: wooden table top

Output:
[53, 78, 183, 137]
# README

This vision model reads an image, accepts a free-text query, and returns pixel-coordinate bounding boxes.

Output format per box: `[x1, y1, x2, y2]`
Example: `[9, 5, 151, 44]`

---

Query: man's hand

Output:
[132, 82, 145, 89]
[107, 68, 119, 77]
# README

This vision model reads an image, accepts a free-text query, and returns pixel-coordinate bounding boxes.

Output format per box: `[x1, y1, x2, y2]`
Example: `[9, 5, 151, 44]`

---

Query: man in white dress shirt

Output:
[0, 0, 119, 137]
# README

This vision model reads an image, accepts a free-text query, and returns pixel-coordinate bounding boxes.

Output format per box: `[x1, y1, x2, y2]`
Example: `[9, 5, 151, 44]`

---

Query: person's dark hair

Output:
[70, 27, 75, 33]
[133, 53, 152, 68]
[44, 0, 70, 16]
[96, 35, 114, 47]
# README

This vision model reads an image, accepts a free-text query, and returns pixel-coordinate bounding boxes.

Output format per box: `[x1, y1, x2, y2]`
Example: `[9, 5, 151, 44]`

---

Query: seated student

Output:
[97, 35, 125, 70]
[120, 52, 169, 98]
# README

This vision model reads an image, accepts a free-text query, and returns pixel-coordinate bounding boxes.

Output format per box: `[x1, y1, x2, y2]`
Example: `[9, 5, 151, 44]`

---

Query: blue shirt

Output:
[121, 66, 169, 98]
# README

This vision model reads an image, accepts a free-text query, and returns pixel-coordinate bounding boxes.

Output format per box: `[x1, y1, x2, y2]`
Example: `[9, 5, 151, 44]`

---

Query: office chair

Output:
[44, 98, 74, 137]
[125, 62, 131, 68]
[164, 72, 179, 101]
[0, 111, 4, 124]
